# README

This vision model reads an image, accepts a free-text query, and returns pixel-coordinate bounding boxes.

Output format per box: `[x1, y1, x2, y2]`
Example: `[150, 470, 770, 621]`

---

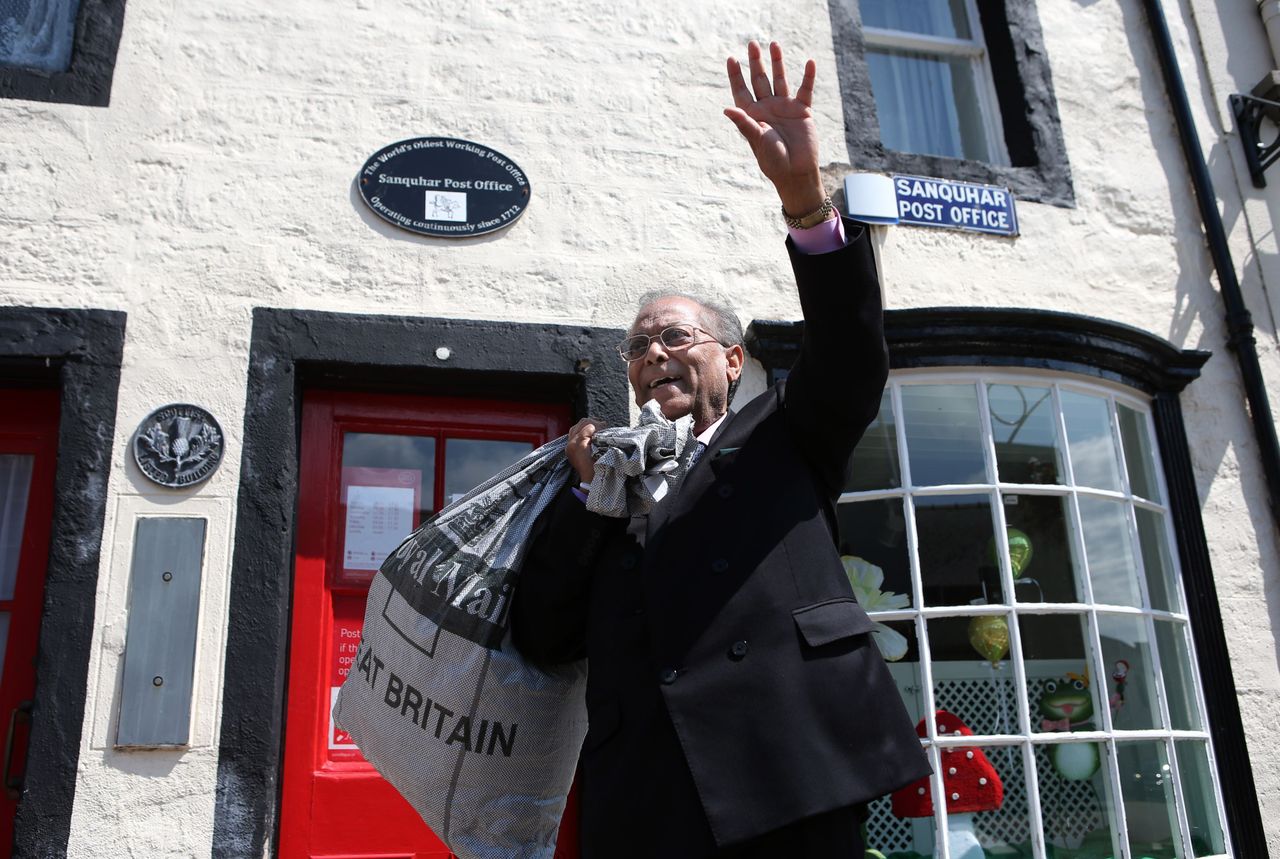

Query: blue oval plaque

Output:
[357, 137, 531, 238]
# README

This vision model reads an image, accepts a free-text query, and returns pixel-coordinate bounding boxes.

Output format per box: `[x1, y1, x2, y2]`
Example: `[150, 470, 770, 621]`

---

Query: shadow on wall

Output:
[1115, 0, 1280, 688]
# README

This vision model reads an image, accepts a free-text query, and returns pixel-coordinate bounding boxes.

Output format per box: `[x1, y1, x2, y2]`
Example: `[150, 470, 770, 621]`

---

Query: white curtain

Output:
[861, 0, 968, 39]
[868, 49, 966, 160]
[0, 0, 80, 73]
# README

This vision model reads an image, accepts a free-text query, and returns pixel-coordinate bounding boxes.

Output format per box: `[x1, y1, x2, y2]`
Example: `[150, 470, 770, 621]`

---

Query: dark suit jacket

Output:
[513, 219, 931, 854]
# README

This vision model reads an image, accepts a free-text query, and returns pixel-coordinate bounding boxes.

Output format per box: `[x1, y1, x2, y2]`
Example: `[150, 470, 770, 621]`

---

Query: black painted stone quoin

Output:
[749, 307, 1268, 858]
[826, 0, 1075, 207]
[0, 0, 127, 107]
[0, 306, 126, 859]
[212, 309, 626, 857]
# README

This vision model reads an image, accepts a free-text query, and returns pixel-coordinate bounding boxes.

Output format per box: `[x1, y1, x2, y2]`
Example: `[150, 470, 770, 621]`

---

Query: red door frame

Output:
[0, 389, 59, 857]
[280, 389, 575, 859]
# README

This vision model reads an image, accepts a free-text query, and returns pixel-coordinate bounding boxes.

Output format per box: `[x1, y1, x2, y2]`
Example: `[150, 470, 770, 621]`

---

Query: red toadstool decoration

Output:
[891, 710, 1004, 859]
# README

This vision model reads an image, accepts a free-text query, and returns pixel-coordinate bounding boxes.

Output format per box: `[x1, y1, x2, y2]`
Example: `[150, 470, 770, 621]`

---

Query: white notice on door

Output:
[344, 485, 415, 570]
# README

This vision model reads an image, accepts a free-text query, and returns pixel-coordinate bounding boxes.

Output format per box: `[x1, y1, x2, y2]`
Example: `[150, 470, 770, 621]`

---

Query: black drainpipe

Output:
[1141, 0, 1280, 533]
[1141, 4, 1276, 858]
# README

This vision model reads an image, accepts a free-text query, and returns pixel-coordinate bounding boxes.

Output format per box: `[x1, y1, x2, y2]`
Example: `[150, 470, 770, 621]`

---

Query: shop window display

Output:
[841, 374, 1230, 858]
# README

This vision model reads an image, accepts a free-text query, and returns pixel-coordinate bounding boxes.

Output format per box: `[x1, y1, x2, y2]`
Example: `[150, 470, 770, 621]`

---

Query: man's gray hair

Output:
[635, 291, 744, 403]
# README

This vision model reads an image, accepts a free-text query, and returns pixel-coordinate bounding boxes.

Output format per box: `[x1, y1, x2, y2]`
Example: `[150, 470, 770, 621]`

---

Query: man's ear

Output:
[725, 344, 745, 381]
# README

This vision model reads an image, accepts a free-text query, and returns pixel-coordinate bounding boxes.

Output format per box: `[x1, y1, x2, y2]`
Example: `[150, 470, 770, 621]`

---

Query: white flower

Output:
[842, 555, 911, 662]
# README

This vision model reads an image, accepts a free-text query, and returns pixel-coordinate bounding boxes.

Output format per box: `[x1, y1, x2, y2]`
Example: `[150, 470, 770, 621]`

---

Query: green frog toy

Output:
[1039, 668, 1100, 780]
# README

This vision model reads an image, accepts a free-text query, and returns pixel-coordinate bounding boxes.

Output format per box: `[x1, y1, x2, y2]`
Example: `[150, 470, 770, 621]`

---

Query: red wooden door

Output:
[280, 390, 578, 859]
[0, 389, 59, 857]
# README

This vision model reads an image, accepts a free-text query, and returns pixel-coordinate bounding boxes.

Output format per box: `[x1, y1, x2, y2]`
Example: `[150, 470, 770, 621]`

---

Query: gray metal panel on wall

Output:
[117, 517, 206, 747]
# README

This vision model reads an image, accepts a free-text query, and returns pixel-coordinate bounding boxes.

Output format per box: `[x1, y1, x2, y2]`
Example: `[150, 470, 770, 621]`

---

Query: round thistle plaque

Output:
[132, 403, 225, 489]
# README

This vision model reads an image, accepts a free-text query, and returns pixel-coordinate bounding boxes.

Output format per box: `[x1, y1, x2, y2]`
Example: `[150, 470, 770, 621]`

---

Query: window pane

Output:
[1119, 404, 1163, 502]
[1154, 620, 1201, 731]
[1078, 496, 1143, 607]
[1037, 738, 1120, 854]
[1115, 741, 1182, 859]
[929, 614, 1019, 734]
[0, 612, 9, 688]
[948, 744, 1031, 855]
[867, 49, 990, 162]
[846, 390, 900, 492]
[865, 624, 929, 856]
[1137, 507, 1181, 613]
[1061, 391, 1123, 491]
[880, 619, 925, 717]
[837, 498, 913, 614]
[1175, 741, 1226, 856]
[901, 384, 986, 486]
[0, 454, 34, 601]
[444, 438, 532, 505]
[1097, 613, 1162, 730]
[1021, 614, 1102, 734]
[916, 493, 1000, 606]
[867, 787, 934, 857]
[0, 0, 80, 72]
[988, 384, 1063, 485]
[1000, 493, 1081, 603]
[340, 433, 435, 586]
[861, 0, 972, 38]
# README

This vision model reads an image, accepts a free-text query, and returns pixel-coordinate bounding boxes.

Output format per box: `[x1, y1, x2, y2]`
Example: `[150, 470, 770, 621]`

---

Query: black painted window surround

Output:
[827, 0, 1075, 207]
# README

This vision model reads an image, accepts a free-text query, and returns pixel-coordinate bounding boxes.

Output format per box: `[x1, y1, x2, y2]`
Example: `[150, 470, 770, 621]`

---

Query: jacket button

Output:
[620, 553, 638, 570]
[711, 558, 729, 573]
[717, 484, 734, 499]
[659, 668, 678, 685]
[729, 640, 749, 659]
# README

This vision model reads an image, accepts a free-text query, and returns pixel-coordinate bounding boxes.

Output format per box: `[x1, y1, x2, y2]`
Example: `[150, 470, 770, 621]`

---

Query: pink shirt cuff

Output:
[787, 215, 846, 255]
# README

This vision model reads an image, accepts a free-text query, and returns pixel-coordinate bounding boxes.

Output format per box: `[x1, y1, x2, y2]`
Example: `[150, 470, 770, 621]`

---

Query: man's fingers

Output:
[769, 41, 789, 98]
[723, 108, 764, 148]
[726, 57, 754, 110]
[571, 417, 604, 440]
[747, 40, 772, 101]
[795, 58, 816, 106]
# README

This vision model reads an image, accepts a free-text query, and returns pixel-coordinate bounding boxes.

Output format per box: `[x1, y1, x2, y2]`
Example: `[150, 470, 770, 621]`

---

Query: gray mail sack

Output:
[334, 401, 692, 859]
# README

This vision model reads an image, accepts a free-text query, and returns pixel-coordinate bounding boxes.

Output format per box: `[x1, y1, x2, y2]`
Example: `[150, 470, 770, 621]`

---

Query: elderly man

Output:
[512, 40, 930, 858]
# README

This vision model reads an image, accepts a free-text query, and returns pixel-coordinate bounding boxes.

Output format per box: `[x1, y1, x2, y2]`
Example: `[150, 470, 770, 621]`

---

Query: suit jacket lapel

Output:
[644, 408, 745, 547]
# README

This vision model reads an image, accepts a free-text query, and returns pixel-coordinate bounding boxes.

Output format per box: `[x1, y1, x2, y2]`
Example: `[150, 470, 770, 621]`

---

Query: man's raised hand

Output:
[724, 40, 827, 218]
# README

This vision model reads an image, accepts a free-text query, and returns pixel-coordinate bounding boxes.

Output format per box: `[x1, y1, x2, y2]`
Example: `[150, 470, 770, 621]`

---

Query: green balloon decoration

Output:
[967, 614, 1009, 666]
[986, 527, 1034, 578]
[1051, 742, 1101, 781]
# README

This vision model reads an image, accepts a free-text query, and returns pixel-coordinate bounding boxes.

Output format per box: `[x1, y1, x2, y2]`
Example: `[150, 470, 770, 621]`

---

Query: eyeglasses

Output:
[616, 324, 722, 362]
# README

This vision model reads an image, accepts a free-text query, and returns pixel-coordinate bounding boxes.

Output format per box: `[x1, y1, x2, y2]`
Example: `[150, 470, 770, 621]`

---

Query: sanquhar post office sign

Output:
[358, 137, 531, 238]
[891, 174, 1018, 237]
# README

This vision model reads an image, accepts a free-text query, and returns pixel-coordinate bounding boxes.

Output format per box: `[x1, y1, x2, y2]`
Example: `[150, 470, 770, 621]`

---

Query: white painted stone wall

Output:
[1, 0, 1278, 855]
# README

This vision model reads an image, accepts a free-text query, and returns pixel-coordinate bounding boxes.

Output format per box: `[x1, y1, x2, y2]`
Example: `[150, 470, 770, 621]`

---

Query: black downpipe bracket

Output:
[1140, 0, 1280, 534]
[1141, 0, 1277, 855]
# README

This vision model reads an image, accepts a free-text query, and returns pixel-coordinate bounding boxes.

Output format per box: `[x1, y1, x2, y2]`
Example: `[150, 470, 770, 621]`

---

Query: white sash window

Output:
[862, 0, 1009, 164]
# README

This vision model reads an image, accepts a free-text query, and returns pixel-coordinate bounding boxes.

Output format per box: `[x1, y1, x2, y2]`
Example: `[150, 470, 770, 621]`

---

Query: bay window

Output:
[843, 373, 1228, 858]
[745, 308, 1267, 857]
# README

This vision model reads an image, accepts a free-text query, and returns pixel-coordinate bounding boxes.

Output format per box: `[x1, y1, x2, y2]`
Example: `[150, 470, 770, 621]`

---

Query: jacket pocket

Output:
[582, 698, 622, 754]
[792, 598, 876, 647]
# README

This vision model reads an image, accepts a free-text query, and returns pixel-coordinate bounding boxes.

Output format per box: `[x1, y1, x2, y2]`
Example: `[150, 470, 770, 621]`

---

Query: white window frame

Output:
[846, 368, 1232, 859]
[862, 0, 1011, 166]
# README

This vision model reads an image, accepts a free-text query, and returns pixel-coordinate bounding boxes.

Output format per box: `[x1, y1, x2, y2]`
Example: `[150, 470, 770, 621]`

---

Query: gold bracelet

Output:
[782, 196, 836, 229]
